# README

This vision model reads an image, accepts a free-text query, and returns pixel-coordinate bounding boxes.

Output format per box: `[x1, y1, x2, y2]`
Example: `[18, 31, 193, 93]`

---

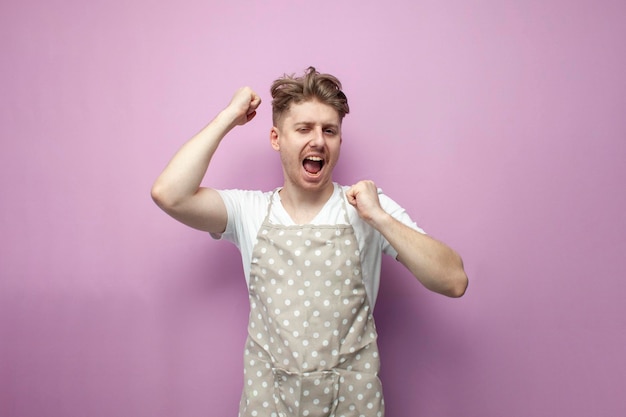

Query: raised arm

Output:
[346, 180, 468, 298]
[151, 87, 261, 233]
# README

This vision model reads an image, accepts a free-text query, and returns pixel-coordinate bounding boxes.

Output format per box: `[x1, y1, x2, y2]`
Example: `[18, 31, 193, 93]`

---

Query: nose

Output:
[309, 127, 325, 147]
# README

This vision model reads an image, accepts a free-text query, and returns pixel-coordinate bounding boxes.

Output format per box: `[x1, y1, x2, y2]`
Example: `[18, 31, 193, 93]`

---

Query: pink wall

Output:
[2, 0, 625, 416]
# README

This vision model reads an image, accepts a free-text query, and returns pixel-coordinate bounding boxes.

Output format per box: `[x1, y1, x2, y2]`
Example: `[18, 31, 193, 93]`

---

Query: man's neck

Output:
[279, 182, 335, 224]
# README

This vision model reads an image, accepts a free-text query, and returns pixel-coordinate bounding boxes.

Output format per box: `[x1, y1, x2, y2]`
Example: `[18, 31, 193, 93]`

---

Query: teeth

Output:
[306, 156, 323, 161]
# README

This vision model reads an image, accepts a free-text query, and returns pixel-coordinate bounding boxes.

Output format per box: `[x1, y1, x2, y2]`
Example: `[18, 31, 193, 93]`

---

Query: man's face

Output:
[270, 99, 342, 194]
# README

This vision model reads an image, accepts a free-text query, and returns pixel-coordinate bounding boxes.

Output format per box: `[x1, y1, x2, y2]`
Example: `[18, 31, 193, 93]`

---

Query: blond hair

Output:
[270, 66, 349, 126]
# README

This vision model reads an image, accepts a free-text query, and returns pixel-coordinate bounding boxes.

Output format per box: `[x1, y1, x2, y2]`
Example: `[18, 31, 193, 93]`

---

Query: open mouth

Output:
[303, 156, 324, 175]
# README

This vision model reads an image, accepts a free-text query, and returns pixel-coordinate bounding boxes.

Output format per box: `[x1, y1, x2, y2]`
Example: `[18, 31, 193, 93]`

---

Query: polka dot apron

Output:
[238, 191, 384, 417]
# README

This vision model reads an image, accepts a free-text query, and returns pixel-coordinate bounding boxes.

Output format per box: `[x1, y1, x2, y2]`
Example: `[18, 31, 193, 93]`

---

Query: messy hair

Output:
[270, 66, 349, 127]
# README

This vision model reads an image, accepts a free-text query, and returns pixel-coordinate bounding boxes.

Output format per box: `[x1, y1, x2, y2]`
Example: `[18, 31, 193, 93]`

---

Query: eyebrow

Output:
[293, 121, 340, 129]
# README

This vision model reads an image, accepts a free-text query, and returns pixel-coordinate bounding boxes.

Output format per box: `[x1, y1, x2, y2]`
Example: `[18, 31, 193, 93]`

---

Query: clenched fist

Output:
[227, 87, 262, 126]
[346, 180, 387, 225]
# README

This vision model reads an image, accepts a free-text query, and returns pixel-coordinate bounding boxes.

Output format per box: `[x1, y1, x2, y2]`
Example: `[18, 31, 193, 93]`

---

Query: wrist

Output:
[213, 107, 242, 131]
[366, 209, 392, 230]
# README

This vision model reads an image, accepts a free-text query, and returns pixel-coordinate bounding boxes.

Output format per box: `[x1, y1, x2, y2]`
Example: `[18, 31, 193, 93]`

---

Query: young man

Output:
[152, 67, 468, 417]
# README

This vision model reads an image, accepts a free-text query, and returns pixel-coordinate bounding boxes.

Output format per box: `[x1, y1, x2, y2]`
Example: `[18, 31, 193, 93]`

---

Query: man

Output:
[152, 67, 468, 417]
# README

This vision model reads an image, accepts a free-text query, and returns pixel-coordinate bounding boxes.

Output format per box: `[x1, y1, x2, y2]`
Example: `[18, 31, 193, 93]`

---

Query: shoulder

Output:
[214, 188, 275, 242]
[218, 188, 274, 211]
[336, 183, 403, 215]
[339, 183, 425, 234]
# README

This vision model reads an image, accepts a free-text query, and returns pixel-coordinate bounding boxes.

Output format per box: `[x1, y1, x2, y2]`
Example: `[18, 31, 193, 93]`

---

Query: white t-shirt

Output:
[214, 183, 424, 307]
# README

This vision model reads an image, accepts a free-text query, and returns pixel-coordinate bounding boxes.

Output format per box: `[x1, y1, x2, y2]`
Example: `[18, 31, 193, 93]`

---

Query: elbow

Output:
[446, 257, 468, 298]
[151, 181, 178, 212]
[150, 182, 166, 208]
[447, 271, 468, 298]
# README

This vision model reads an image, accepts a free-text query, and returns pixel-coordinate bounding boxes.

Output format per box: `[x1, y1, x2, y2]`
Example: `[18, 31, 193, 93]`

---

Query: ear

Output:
[270, 126, 280, 151]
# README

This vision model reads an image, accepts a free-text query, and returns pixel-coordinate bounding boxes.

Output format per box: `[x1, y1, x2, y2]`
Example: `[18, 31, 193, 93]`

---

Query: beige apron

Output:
[238, 191, 384, 417]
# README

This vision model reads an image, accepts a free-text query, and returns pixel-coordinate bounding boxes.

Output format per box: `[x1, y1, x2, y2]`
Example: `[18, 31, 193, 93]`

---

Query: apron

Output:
[238, 191, 384, 417]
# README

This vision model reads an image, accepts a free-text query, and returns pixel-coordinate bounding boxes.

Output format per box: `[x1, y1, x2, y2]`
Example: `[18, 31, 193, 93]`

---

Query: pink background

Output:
[2, 0, 625, 416]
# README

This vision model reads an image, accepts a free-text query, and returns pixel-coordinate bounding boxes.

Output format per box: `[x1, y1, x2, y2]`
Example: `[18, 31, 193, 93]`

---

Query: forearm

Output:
[151, 108, 238, 209]
[372, 213, 468, 297]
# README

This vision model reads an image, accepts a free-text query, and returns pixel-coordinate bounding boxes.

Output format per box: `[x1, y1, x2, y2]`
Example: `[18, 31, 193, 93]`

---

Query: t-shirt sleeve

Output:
[378, 192, 426, 258]
[212, 189, 269, 248]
